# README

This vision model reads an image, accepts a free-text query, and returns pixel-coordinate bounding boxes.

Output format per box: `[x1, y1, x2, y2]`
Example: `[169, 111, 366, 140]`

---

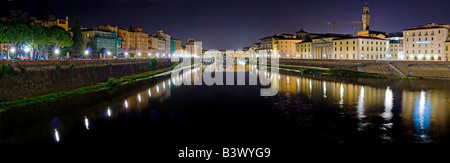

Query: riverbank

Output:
[276, 64, 417, 79]
[276, 59, 450, 80]
[0, 63, 179, 112]
[279, 59, 450, 80]
[0, 59, 174, 101]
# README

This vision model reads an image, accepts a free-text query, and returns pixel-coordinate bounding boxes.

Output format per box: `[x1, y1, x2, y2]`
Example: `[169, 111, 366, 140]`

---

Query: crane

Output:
[326, 21, 363, 35]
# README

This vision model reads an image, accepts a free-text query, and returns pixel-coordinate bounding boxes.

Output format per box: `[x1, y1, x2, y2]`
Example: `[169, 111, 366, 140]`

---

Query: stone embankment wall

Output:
[0, 59, 174, 101]
[277, 59, 450, 79]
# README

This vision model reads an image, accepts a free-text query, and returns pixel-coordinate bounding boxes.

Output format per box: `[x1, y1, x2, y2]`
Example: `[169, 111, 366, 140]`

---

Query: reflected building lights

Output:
[357, 86, 365, 119]
[54, 129, 60, 143]
[124, 100, 128, 108]
[339, 83, 344, 108]
[309, 80, 312, 93]
[323, 81, 327, 98]
[156, 86, 160, 93]
[84, 116, 90, 130]
[107, 108, 111, 117]
[148, 89, 152, 97]
[382, 87, 394, 120]
[414, 90, 431, 142]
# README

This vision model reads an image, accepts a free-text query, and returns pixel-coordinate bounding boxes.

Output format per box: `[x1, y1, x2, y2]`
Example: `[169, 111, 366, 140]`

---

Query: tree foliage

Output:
[71, 17, 84, 57]
[10, 10, 29, 25]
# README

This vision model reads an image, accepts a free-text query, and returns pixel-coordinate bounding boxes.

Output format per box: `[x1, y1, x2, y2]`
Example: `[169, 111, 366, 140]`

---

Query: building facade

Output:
[30, 15, 69, 31]
[185, 38, 202, 57]
[258, 34, 302, 58]
[82, 28, 121, 56]
[332, 37, 389, 60]
[387, 35, 404, 60]
[403, 23, 450, 61]
[446, 41, 450, 61]
[117, 26, 149, 57]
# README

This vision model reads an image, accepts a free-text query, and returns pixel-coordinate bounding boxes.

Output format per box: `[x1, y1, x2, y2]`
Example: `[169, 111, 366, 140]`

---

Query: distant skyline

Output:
[2, 0, 450, 50]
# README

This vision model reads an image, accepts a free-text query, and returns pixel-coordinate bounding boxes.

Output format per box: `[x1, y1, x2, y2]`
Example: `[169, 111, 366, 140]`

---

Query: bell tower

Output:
[362, 2, 370, 31]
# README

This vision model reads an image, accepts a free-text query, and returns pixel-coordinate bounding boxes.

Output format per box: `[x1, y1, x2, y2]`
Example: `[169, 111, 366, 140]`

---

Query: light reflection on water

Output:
[0, 65, 449, 143]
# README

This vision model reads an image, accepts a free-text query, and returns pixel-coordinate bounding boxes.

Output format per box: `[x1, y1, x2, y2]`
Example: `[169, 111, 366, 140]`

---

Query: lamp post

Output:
[124, 52, 128, 59]
[107, 51, 111, 59]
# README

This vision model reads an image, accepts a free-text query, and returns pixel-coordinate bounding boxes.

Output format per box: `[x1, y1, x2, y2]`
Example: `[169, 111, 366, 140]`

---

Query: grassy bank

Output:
[0, 63, 179, 112]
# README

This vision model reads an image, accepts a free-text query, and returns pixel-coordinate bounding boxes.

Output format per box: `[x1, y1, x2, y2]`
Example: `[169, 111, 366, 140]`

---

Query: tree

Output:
[10, 10, 29, 25]
[0, 24, 6, 43]
[71, 17, 84, 58]
[6, 24, 31, 57]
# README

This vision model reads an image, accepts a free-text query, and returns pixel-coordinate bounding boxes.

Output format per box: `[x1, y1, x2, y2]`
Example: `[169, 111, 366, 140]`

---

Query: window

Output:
[346, 41, 348, 45]
[353, 47, 355, 51]
[446, 46, 448, 51]
[353, 41, 355, 44]
[340, 42, 342, 45]
[346, 47, 348, 51]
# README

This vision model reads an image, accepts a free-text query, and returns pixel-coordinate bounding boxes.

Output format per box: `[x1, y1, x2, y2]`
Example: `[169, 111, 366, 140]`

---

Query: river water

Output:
[0, 65, 449, 144]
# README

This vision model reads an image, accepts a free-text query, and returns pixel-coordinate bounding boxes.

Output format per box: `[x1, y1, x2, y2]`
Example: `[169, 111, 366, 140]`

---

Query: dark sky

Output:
[1, 0, 450, 50]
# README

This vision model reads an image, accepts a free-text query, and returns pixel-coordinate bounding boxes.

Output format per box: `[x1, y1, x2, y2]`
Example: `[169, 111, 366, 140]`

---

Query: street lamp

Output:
[54, 48, 60, 60]
[8, 47, 16, 60]
[24, 46, 30, 53]
[124, 52, 128, 59]
[138, 52, 141, 57]
[84, 50, 89, 59]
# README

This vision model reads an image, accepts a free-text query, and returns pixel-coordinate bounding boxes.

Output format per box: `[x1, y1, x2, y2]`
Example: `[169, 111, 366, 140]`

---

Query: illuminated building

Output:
[387, 33, 404, 60]
[149, 29, 172, 57]
[332, 36, 389, 60]
[117, 26, 150, 57]
[403, 23, 450, 61]
[258, 34, 302, 58]
[149, 34, 167, 57]
[171, 39, 182, 54]
[296, 34, 348, 59]
[30, 15, 69, 31]
[445, 41, 450, 61]
[82, 26, 121, 55]
[186, 38, 202, 57]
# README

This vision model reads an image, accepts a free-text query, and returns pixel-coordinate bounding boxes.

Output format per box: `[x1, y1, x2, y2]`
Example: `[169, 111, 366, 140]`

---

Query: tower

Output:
[362, 2, 370, 31]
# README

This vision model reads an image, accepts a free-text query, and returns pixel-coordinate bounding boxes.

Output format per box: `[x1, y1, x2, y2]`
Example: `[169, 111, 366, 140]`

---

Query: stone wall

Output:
[277, 59, 450, 79]
[0, 59, 174, 102]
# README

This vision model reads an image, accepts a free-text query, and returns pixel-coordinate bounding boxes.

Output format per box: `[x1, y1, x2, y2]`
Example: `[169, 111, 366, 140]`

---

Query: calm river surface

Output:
[0, 66, 449, 144]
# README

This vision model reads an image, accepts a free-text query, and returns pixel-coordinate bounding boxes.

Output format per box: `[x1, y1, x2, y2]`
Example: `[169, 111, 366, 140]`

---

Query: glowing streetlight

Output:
[138, 52, 141, 57]
[54, 48, 60, 55]
[107, 51, 111, 55]
[10, 47, 16, 53]
[84, 50, 89, 55]
[24, 46, 30, 53]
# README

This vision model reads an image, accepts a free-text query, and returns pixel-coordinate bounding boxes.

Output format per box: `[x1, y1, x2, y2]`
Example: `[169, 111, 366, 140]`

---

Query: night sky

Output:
[1, 0, 450, 50]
